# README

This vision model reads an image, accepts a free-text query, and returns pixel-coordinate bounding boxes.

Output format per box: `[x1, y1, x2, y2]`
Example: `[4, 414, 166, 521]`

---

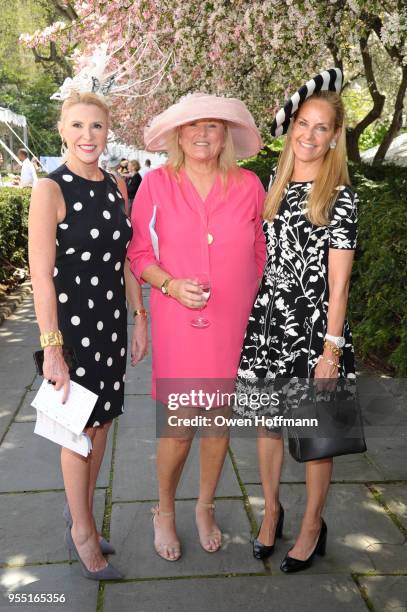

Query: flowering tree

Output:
[21, 0, 406, 162]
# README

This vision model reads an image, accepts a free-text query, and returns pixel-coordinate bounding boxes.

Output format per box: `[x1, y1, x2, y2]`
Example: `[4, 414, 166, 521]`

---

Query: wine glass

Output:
[191, 273, 211, 328]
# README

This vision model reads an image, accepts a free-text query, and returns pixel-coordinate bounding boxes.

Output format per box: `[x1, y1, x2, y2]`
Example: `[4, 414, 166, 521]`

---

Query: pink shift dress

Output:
[127, 166, 266, 401]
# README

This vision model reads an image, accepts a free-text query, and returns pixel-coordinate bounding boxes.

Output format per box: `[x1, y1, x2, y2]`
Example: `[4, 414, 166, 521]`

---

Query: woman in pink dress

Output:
[127, 93, 266, 560]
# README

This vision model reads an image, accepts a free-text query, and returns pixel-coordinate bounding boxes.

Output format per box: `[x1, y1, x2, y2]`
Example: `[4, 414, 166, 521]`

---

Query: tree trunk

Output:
[345, 34, 385, 163]
[374, 65, 407, 163]
[346, 129, 362, 163]
[32, 42, 74, 78]
[358, 8, 406, 164]
[52, 0, 78, 22]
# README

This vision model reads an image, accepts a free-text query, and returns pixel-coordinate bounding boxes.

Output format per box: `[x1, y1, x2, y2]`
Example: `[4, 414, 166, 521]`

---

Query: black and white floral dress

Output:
[48, 164, 132, 427]
[235, 172, 358, 418]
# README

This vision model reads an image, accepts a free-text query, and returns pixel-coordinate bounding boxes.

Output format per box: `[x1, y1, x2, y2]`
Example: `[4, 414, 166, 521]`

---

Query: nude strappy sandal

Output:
[151, 505, 182, 561]
[195, 501, 222, 553]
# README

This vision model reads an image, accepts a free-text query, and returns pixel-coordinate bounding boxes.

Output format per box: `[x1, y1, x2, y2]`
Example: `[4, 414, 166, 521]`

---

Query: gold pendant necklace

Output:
[207, 233, 214, 245]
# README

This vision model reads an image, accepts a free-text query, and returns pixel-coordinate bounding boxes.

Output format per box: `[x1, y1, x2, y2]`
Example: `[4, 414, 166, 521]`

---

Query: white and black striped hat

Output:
[271, 68, 343, 138]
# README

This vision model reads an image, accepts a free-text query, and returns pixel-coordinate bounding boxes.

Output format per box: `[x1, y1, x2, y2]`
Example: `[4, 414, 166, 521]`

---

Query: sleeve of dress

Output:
[328, 186, 358, 250]
[254, 176, 267, 276]
[127, 173, 159, 282]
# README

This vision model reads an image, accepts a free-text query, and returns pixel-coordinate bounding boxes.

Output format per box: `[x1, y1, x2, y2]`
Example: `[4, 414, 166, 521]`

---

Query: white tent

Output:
[0, 107, 28, 169]
[361, 133, 407, 167]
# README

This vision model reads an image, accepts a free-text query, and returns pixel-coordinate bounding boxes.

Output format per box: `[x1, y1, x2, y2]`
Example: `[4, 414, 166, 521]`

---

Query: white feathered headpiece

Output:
[51, 40, 172, 101]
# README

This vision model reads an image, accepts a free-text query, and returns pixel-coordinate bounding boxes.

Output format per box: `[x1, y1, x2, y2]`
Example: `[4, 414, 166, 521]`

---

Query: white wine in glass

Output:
[191, 274, 211, 328]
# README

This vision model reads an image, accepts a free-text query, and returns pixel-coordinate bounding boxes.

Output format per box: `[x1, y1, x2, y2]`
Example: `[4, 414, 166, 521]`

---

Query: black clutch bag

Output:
[287, 380, 367, 463]
[33, 347, 78, 376]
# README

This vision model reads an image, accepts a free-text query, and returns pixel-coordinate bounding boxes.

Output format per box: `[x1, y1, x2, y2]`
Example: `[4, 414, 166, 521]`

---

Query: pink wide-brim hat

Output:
[144, 93, 263, 159]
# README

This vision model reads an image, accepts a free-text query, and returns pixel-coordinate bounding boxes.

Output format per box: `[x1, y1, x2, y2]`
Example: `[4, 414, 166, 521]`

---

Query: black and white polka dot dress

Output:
[48, 164, 132, 427]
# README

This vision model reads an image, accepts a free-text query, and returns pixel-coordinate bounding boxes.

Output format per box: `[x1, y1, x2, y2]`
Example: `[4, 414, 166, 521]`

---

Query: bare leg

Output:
[154, 435, 193, 560]
[61, 430, 107, 572]
[289, 457, 333, 560]
[157, 435, 193, 509]
[195, 436, 229, 551]
[195, 407, 230, 551]
[257, 429, 284, 545]
[87, 421, 112, 539]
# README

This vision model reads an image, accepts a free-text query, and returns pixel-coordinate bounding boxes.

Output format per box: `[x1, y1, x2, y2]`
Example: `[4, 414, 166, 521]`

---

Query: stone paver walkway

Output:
[0, 293, 406, 612]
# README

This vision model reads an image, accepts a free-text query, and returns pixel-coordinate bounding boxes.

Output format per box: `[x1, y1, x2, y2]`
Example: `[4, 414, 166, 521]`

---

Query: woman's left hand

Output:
[314, 353, 339, 392]
[131, 316, 148, 365]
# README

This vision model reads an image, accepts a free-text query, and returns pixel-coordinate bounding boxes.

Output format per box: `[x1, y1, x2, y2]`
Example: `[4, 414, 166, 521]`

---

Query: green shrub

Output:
[348, 163, 407, 376]
[240, 156, 407, 376]
[358, 123, 389, 151]
[240, 149, 279, 189]
[0, 188, 31, 283]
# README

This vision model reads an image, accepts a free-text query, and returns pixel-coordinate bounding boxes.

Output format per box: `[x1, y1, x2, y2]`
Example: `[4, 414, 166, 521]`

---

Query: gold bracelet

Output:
[323, 356, 339, 367]
[323, 340, 343, 357]
[133, 308, 148, 318]
[40, 330, 64, 348]
[319, 355, 339, 368]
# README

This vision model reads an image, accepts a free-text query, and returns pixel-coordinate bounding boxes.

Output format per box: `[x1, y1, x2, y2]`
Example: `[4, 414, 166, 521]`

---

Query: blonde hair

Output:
[264, 91, 350, 226]
[59, 92, 110, 122]
[166, 122, 239, 183]
[58, 92, 110, 162]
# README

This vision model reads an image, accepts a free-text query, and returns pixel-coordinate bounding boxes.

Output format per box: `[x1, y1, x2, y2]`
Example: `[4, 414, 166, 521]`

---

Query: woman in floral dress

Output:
[236, 81, 358, 573]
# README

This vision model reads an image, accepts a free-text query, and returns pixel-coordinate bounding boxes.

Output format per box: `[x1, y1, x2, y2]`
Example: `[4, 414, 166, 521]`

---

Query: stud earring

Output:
[60, 140, 68, 157]
[330, 141, 336, 149]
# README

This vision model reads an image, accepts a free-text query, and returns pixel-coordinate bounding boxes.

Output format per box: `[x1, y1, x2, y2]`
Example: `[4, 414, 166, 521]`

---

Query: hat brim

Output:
[144, 94, 263, 159]
[270, 68, 343, 138]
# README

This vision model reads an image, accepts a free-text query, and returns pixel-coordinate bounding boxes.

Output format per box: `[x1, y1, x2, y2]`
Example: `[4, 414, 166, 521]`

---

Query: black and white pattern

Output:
[49, 164, 132, 427]
[235, 172, 358, 418]
[271, 68, 343, 137]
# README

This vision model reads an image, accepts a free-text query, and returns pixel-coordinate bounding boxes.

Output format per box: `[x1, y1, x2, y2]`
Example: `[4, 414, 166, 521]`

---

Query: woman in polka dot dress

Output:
[51, 163, 129, 419]
[29, 92, 148, 579]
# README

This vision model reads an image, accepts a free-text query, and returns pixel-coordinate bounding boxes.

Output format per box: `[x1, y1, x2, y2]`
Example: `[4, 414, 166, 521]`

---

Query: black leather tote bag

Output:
[287, 380, 367, 463]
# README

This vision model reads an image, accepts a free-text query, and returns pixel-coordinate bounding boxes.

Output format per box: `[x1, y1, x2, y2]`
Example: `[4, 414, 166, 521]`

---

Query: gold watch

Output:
[161, 278, 173, 296]
[40, 330, 64, 348]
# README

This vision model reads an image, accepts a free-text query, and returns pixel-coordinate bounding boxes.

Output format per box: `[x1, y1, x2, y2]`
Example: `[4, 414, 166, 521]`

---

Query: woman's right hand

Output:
[43, 346, 71, 403]
[168, 279, 205, 309]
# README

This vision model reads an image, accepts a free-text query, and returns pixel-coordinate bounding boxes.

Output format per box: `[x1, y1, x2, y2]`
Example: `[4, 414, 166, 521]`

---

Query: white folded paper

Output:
[32, 379, 99, 456]
[34, 411, 92, 457]
[32, 379, 98, 434]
